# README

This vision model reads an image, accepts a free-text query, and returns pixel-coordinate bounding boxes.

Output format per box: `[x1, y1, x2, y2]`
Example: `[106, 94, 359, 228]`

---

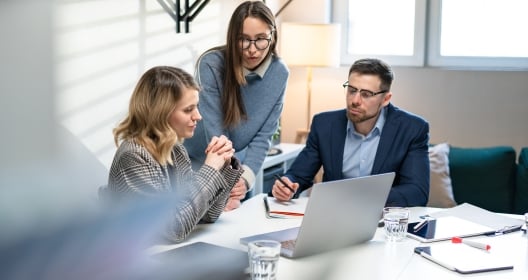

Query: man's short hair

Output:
[349, 58, 394, 91]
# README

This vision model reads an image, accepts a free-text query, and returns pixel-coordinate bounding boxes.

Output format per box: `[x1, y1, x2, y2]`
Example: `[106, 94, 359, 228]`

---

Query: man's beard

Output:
[347, 103, 382, 124]
[347, 111, 378, 124]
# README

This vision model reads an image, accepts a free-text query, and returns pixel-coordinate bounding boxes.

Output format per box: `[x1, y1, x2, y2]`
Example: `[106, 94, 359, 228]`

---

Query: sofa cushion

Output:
[427, 143, 456, 208]
[449, 146, 516, 213]
[515, 147, 528, 214]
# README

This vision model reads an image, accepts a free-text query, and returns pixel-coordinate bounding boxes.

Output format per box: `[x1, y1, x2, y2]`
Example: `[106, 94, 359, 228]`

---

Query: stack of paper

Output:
[428, 203, 524, 229]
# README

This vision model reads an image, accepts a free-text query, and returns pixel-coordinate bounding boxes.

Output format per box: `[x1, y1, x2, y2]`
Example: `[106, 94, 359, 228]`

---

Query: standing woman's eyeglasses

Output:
[239, 37, 272, 50]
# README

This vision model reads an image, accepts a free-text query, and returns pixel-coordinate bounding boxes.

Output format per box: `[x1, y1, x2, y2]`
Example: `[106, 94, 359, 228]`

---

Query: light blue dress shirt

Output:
[342, 107, 387, 178]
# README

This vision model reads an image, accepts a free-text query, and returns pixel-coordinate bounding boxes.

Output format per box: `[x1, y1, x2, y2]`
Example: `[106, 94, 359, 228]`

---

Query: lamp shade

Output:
[280, 22, 341, 67]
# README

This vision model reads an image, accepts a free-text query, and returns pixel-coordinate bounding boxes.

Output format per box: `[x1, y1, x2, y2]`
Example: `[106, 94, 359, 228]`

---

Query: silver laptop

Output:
[240, 172, 395, 258]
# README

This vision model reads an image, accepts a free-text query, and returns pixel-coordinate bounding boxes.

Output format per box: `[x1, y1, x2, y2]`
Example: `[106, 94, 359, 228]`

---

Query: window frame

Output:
[333, 0, 528, 69]
[427, 0, 528, 69]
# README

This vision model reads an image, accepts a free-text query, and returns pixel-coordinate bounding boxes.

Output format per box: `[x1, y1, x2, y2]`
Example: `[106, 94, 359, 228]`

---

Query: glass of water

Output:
[248, 240, 280, 280]
[383, 207, 410, 242]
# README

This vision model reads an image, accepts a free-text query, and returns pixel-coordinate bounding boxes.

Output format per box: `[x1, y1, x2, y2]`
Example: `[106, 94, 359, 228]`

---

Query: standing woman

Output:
[108, 66, 243, 242]
[184, 1, 289, 210]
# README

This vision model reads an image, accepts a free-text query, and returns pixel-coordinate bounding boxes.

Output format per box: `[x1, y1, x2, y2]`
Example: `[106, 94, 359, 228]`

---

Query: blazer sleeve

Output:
[283, 116, 327, 195]
[165, 146, 242, 243]
[384, 120, 430, 207]
[108, 146, 171, 196]
[200, 157, 243, 222]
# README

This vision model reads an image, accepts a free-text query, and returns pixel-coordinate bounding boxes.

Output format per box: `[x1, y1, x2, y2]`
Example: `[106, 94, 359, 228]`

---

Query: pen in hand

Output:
[273, 174, 296, 194]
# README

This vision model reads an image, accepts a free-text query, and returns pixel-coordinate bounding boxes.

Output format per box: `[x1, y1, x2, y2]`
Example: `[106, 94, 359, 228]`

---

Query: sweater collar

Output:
[243, 54, 272, 79]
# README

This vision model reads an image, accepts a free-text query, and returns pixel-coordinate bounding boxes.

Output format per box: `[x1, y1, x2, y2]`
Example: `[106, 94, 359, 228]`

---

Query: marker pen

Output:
[451, 237, 491, 251]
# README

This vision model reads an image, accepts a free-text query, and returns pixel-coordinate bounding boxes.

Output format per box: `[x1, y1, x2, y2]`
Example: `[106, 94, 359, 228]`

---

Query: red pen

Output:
[451, 237, 491, 251]
[269, 211, 304, 216]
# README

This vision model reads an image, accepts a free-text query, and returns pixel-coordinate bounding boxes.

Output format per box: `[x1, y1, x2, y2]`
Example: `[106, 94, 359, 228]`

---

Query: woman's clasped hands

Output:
[204, 135, 235, 170]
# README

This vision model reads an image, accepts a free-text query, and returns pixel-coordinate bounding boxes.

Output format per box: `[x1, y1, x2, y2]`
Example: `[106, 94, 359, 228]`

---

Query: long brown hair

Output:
[201, 1, 278, 128]
[113, 66, 199, 165]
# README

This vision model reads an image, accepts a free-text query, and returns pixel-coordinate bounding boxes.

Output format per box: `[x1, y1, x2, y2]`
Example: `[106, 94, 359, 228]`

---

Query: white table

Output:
[253, 143, 305, 194]
[149, 194, 528, 280]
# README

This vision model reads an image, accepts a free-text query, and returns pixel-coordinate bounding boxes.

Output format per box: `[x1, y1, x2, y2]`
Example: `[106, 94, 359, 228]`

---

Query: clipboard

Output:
[414, 245, 514, 274]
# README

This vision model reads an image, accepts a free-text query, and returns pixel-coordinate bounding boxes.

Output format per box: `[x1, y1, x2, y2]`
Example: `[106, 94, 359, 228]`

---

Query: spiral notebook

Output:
[263, 196, 308, 218]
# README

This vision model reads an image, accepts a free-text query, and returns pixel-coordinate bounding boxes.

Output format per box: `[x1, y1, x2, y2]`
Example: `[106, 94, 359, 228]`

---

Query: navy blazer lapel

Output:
[372, 104, 400, 173]
[331, 110, 348, 180]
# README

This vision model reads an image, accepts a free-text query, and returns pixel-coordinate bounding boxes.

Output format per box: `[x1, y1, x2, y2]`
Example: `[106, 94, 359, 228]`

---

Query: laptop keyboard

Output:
[280, 239, 296, 250]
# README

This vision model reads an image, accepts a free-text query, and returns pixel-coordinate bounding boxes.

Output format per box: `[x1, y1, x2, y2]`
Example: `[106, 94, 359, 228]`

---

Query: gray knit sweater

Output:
[184, 50, 289, 177]
[108, 140, 243, 242]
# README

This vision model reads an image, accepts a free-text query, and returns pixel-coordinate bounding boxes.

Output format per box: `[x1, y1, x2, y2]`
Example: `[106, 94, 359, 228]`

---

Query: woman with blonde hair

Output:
[108, 66, 243, 242]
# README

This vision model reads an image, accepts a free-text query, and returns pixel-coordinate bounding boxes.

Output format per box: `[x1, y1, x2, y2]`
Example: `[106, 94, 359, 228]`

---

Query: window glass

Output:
[335, 0, 528, 68]
[334, 0, 424, 66]
[347, 0, 415, 56]
[440, 0, 528, 57]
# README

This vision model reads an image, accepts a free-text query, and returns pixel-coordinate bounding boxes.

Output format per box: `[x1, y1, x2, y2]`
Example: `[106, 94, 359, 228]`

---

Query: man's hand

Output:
[271, 176, 299, 202]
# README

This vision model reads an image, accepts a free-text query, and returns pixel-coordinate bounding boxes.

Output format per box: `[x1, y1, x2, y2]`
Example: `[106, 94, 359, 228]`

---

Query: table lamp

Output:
[280, 22, 340, 142]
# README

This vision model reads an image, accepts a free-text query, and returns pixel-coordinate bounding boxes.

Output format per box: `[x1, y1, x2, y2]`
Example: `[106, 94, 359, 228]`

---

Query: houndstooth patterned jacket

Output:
[108, 140, 243, 242]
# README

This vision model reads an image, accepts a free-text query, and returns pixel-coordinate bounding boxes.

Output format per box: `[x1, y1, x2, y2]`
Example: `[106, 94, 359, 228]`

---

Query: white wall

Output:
[54, 0, 247, 169]
[1, 0, 55, 166]
[0, 0, 103, 246]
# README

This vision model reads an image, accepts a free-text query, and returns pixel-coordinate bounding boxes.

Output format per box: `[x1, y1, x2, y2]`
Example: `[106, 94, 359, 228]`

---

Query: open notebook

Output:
[263, 196, 308, 218]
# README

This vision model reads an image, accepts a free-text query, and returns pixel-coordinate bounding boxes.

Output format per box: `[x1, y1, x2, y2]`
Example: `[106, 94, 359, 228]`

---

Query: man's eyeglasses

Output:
[239, 37, 272, 50]
[342, 81, 388, 99]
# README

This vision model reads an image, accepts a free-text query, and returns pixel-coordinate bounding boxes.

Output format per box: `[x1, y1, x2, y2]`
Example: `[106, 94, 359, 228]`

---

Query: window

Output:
[428, 0, 528, 68]
[333, 0, 426, 66]
[333, 0, 528, 69]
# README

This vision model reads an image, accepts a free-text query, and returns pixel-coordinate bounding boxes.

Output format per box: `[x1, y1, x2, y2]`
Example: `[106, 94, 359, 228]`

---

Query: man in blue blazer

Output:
[272, 58, 430, 207]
